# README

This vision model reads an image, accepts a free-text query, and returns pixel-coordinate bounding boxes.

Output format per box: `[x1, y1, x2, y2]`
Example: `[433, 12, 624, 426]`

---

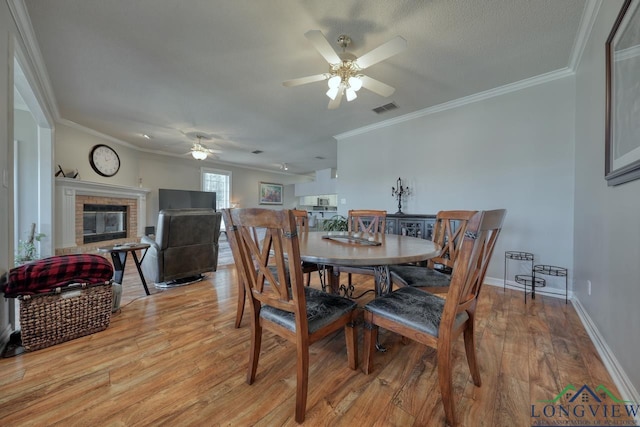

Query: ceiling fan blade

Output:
[283, 73, 329, 87]
[305, 30, 341, 64]
[328, 89, 343, 109]
[355, 36, 407, 70]
[360, 75, 396, 97]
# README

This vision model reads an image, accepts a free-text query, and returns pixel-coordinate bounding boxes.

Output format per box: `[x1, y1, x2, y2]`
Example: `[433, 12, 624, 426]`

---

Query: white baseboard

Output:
[572, 297, 640, 423]
[485, 276, 639, 424]
[484, 276, 572, 301]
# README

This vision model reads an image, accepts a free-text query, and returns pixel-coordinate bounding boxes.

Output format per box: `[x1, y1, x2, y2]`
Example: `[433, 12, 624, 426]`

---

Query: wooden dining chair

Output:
[292, 209, 329, 287]
[223, 208, 359, 423]
[362, 209, 506, 426]
[334, 209, 387, 290]
[389, 210, 477, 293]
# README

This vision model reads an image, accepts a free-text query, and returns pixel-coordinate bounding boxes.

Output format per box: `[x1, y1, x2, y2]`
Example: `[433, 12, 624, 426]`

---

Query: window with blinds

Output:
[201, 168, 231, 210]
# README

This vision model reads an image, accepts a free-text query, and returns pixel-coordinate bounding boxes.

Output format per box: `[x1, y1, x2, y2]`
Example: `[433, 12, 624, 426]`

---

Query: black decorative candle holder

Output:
[391, 177, 410, 214]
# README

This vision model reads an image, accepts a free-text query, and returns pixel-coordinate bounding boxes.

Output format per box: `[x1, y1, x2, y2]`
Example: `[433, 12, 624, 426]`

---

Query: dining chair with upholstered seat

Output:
[389, 210, 477, 293]
[234, 211, 327, 328]
[362, 209, 506, 426]
[333, 209, 387, 291]
[223, 208, 359, 423]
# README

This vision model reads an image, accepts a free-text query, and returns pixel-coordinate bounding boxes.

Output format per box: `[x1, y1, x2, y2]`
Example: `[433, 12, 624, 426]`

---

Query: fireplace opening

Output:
[83, 204, 127, 243]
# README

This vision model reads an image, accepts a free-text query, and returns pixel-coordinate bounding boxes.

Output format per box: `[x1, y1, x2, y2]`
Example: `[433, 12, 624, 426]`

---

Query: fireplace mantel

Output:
[55, 178, 151, 249]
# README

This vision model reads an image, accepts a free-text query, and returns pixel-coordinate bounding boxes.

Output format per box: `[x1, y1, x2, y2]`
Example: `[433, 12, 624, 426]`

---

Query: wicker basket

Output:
[19, 281, 113, 351]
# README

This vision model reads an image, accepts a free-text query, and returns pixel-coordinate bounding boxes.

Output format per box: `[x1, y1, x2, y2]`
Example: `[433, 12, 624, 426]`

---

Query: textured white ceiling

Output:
[23, 0, 586, 175]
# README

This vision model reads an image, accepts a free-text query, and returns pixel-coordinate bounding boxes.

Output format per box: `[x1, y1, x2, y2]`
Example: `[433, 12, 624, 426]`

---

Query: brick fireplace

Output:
[55, 178, 151, 255]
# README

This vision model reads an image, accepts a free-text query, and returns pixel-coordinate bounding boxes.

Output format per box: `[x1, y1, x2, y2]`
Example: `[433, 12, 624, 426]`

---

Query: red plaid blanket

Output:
[2, 254, 114, 297]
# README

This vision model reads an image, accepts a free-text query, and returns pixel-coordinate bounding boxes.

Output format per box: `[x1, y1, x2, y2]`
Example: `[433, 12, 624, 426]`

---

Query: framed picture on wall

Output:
[259, 182, 283, 205]
[605, 0, 640, 186]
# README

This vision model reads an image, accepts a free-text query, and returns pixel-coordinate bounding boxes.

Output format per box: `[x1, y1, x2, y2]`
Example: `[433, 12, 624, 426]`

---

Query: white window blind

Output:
[201, 168, 231, 210]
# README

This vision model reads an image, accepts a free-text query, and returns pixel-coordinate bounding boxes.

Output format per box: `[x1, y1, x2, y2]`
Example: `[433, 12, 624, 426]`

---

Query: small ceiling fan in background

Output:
[184, 134, 219, 160]
[283, 30, 407, 109]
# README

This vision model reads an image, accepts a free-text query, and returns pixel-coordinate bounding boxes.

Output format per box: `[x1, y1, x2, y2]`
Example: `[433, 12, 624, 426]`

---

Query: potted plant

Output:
[15, 223, 46, 265]
[321, 214, 347, 232]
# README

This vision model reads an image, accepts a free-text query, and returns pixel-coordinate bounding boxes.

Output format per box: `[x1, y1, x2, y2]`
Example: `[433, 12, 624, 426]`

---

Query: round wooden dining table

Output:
[297, 231, 441, 296]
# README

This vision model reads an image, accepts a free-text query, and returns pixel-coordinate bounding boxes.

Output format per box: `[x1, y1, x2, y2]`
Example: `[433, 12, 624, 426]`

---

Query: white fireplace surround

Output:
[55, 178, 151, 248]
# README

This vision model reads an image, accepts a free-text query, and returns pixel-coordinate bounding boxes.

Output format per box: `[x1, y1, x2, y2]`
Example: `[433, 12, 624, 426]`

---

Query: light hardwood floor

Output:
[0, 264, 633, 426]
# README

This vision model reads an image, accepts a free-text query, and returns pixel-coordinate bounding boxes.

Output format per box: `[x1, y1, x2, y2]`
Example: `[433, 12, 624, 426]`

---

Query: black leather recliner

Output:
[140, 209, 221, 284]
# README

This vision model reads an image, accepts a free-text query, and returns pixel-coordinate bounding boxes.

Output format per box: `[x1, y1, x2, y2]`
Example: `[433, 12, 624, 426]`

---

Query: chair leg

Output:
[363, 311, 378, 374]
[295, 342, 310, 423]
[305, 272, 311, 286]
[437, 339, 456, 427]
[317, 265, 329, 291]
[235, 279, 245, 328]
[247, 311, 262, 385]
[348, 273, 352, 287]
[345, 317, 358, 370]
[463, 317, 481, 387]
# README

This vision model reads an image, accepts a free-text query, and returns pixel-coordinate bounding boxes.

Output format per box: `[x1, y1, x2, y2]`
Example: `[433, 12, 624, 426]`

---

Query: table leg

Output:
[373, 265, 391, 352]
[330, 268, 341, 294]
[373, 266, 391, 296]
[109, 251, 128, 284]
[131, 250, 150, 296]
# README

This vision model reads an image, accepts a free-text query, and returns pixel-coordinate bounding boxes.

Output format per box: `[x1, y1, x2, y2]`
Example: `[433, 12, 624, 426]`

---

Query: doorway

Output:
[1, 43, 55, 340]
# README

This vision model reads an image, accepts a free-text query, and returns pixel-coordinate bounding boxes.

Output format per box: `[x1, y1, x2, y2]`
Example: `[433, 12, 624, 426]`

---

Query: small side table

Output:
[98, 243, 151, 296]
[533, 264, 568, 304]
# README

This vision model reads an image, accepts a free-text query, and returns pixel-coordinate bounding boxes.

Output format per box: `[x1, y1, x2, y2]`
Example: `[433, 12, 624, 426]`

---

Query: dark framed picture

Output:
[259, 182, 283, 205]
[605, 0, 640, 186]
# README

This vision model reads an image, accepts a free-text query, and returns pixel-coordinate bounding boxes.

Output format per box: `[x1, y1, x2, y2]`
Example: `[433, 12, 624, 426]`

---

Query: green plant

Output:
[15, 223, 46, 264]
[322, 215, 347, 232]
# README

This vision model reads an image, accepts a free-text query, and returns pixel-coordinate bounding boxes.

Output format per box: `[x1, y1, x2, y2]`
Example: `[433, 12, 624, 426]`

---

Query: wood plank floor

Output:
[0, 265, 633, 426]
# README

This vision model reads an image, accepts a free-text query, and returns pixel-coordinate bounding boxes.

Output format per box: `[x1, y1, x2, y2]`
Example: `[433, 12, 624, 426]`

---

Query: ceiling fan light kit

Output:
[283, 30, 407, 109]
[191, 148, 208, 160]
[188, 134, 216, 160]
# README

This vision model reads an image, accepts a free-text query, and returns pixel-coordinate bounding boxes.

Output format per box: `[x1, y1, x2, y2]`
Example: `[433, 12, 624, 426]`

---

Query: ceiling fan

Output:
[283, 30, 407, 109]
[185, 134, 219, 160]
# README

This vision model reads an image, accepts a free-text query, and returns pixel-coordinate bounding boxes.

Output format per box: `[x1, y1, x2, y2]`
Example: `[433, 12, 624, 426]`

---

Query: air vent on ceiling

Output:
[251, 150, 263, 154]
[315, 156, 325, 160]
[372, 102, 398, 114]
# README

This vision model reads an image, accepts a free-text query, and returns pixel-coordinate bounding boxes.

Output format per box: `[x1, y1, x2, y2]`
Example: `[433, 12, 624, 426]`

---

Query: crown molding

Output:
[7, 0, 60, 121]
[58, 119, 300, 176]
[568, 0, 603, 71]
[58, 119, 142, 151]
[335, 67, 573, 140]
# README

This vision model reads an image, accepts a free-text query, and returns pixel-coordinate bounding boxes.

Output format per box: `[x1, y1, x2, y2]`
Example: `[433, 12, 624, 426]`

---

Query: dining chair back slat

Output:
[347, 209, 387, 234]
[429, 210, 478, 271]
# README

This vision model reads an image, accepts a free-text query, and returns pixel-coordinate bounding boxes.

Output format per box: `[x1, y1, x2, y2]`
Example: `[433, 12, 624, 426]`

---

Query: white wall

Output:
[14, 109, 38, 243]
[0, 1, 16, 345]
[55, 124, 140, 186]
[574, 0, 639, 396]
[337, 76, 576, 288]
[55, 122, 304, 229]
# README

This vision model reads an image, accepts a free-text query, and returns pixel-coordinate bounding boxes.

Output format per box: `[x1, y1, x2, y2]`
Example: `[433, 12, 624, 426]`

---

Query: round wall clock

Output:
[89, 144, 121, 177]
